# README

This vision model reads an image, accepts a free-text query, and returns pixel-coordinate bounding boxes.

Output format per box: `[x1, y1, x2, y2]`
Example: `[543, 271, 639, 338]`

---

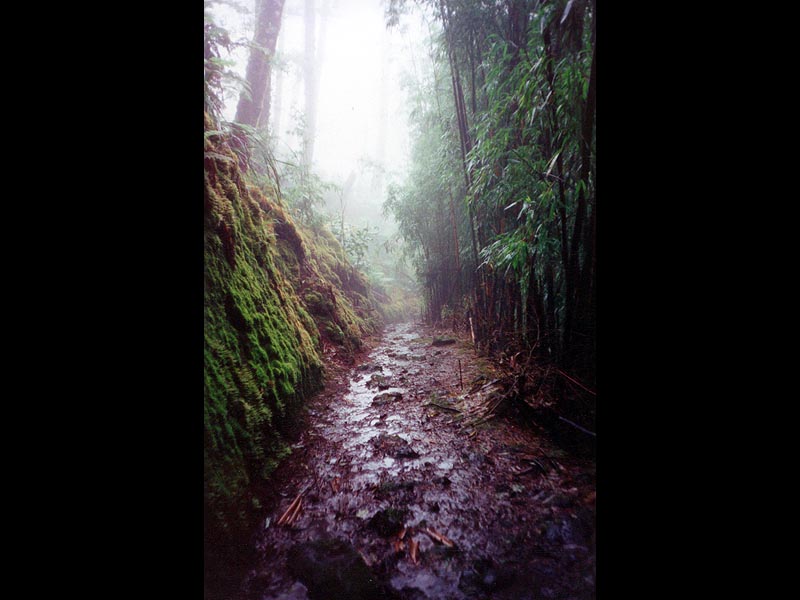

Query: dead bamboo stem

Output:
[286, 498, 303, 525]
[277, 493, 302, 526]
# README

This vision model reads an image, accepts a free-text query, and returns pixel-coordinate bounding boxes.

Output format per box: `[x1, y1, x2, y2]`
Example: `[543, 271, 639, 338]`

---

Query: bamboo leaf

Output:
[545, 151, 561, 178]
[561, 0, 575, 25]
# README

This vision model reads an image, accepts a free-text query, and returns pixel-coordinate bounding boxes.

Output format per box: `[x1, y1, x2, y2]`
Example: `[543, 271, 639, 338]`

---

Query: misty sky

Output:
[210, 0, 431, 228]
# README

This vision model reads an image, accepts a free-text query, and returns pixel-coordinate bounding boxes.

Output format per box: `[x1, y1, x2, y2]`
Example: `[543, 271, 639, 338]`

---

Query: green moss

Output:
[205, 132, 324, 542]
[205, 116, 389, 554]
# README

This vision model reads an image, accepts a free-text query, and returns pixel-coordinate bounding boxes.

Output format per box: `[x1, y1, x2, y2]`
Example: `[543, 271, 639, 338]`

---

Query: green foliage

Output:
[205, 2, 284, 190]
[386, 0, 596, 388]
[277, 114, 338, 227]
[204, 110, 388, 544]
[204, 3, 252, 125]
[331, 222, 378, 270]
[283, 166, 335, 227]
[383, 29, 471, 324]
[205, 121, 387, 545]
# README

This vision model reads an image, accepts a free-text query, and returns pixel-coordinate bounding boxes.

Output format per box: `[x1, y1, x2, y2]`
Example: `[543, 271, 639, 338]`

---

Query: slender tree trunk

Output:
[468, 31, 477, 117]
[566, 12, 596, 369]
[447, 184, 462, 284]
[269, 24, 287, 135]
[428, 32, 466, 303]
[506, 0, 529, 69]
[439, 1, 472, 187]
[303, 0, 316, 167]
[528, 265, 546, 354]
[236, 0, 286, 130]
[545, 262, 557, 359]
[438, 0, 485, 346]
[372, 29, 390, 193]
[573, 35, 596, 376]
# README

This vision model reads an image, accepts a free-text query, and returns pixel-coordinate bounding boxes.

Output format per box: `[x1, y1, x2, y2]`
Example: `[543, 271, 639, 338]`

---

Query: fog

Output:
[209, 0, 431, 238]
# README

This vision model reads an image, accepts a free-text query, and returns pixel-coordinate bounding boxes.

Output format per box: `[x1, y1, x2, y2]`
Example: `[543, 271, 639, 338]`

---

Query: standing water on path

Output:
[244, 322, 595, 600]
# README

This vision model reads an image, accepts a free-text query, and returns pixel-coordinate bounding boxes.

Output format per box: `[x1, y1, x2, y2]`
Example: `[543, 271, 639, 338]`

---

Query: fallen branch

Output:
[425, 527, 455, 547]
[409, 538, 419, 564]
[558, 416, 596, 438]
[424, 401, 461, 413]
[514, 466, 537, 477]
[556, 368, 596, 396]
[277, 493, 303, 526]
[285, 498, 303, 526]
[470, 412, 496, 427]
[524, 457, 548, 473]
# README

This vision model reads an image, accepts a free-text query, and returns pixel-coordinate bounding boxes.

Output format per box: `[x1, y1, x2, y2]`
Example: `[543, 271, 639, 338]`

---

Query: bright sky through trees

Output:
[210, 0, 428, 206]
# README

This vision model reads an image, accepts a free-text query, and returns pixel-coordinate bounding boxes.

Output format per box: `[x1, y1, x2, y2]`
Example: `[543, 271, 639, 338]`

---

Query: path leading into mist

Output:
[245, 322, 595, 600]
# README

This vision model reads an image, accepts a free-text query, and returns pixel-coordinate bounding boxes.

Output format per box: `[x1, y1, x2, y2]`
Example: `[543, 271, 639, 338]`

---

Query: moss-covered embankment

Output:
[204, 117, 381, 579]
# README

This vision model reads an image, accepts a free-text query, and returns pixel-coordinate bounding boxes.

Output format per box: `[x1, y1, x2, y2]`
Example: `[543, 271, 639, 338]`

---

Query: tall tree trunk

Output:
[506, 0, 529, 69]
[236, 0, 286, 130]
[468, 31, 478, 117]
[566, 10, 596, 369]
[545, 261, 557, 359]
[447, 184, 462, 285]
[573, 30, 596, 377]
[372, 29, 390, 194]
[437, 0, 485, 346]
[303, 0, 317, 167]
[301, 0, 329, 169]
[268, 22, 287, 135]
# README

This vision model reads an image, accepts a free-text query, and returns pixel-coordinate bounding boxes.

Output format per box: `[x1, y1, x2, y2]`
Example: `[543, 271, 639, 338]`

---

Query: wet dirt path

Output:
[245, 322, 595, 600]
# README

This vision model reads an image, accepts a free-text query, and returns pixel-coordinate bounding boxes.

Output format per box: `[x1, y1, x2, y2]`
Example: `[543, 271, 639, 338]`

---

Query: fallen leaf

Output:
[392, 539, 406, 554]
[331, 477, 341, 493]
[398, 527, 407, 540]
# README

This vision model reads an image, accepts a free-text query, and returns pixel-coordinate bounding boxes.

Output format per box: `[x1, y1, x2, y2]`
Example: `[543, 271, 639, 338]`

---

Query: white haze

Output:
[210, 0, 431, 233]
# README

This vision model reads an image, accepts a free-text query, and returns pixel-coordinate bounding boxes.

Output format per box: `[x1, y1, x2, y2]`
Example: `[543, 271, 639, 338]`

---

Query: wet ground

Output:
[243, 322, 595, 599]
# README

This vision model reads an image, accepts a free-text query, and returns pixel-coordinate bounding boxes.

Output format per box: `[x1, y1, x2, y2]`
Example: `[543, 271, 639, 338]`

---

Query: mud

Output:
[243, 322, 596, 599]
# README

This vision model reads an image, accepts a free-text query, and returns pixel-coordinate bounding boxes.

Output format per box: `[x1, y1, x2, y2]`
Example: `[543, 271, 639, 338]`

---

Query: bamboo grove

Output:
[385, 0, 595, 424]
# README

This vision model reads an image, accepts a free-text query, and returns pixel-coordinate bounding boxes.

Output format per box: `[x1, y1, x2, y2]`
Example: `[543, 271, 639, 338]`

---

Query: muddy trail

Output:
[242, 322, 595, 600]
